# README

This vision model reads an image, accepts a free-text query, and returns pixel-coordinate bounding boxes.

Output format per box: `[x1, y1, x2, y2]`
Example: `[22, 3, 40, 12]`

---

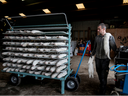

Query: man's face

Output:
[97, 26, 104, 35]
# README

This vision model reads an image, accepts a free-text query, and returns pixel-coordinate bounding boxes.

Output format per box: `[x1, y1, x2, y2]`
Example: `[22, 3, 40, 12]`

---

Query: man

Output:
[91, 23, 117, 95]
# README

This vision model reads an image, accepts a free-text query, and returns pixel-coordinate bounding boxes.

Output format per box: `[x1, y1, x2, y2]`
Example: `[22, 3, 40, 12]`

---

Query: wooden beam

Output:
[78, 30, 80, 41]
[87, 27, 91, 40]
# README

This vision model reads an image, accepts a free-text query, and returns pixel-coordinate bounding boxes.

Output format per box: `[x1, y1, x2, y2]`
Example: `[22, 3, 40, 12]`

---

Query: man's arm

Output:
[91, 37, 97, 57]
[109, 36, 117, 51]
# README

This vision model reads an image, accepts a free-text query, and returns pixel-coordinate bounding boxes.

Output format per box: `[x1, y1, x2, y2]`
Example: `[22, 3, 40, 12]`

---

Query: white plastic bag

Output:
[74, 47, 78, 56]
[88, 56, 94, 78]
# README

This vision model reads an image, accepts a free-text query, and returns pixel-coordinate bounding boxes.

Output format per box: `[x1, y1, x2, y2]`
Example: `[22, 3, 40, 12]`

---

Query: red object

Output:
[77, 53, 90, 56]
[114, 79, 117, 81]
[85, 43, 91, 51]
[77, 43, 91, 56]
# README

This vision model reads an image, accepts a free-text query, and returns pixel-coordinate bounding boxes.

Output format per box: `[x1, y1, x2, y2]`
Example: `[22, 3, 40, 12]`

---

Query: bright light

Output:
[4, 16, 9, 18]
[0, 0, 7, 3]
[42, 9, 51, 14]
[4, 16, 11, 20]
[123, 0, 128, 3]
[19, 13, 26, 17]
[76, 3, 85, 9]
[8, 18, 12, 20]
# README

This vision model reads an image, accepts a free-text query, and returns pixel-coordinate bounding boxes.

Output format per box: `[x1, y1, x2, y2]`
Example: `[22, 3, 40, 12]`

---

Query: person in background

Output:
[77, 39, 84, 48]
[91, 23, 117, 95]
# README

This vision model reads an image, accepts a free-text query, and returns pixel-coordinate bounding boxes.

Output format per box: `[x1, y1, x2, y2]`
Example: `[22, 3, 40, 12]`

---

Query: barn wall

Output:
[71, 20, 100, 30]
[106, 28, 128, 48]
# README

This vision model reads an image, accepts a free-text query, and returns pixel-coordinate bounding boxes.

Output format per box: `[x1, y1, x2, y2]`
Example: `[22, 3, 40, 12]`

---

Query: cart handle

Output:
[110, 65, 117, 71]
[110, 64, 128, 73]
[74, 40, 90, 78]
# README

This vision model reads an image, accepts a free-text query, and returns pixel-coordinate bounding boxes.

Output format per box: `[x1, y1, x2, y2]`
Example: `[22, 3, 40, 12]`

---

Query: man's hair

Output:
[98, 23, 106, 30]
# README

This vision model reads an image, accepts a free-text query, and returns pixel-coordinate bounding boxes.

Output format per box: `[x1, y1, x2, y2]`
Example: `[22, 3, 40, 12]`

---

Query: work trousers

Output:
[95, 57, 110, 95]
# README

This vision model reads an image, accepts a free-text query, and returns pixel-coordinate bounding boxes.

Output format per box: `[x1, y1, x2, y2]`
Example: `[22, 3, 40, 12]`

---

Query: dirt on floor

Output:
[0, 75, 114, 96]
[0, 56, 116, 95]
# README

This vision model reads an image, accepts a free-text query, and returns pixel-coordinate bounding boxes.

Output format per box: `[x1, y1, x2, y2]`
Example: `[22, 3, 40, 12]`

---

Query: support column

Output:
[78, 30, 80, 40]
[87, 27, 90, 40]
[83, 30, 85, 40]
[61, 80, 65, 94]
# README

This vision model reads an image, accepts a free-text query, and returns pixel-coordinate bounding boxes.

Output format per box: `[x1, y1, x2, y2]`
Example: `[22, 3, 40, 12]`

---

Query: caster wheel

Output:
[10, 74, 21, 86]
[70, 74, 81, 83]
[65, 77, 79, 91]
[110, 91, 120, 96]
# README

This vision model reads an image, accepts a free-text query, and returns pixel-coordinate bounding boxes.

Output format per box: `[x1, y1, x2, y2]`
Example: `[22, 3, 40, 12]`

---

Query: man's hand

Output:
[90, 55, 92, 58]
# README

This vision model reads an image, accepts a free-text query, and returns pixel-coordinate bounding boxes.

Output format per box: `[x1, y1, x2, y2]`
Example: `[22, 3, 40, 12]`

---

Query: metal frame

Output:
[6, 13, 69, 26]
[2, 13, 72, 94]
[5, 13, 69, 30]
[110, 63, 128, 95]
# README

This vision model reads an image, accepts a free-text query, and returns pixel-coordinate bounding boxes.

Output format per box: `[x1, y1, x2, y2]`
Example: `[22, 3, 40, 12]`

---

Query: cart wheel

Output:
[10, 74, 21, 86]
[110, 91, 120, 96]
[76, 74, 81, 84]
[65, 77, 79, 91]
[70, 74, 81, 83]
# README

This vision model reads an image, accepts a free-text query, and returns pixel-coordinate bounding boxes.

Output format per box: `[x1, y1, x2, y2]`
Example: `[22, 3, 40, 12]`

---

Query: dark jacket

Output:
[92, 33, 117, 59]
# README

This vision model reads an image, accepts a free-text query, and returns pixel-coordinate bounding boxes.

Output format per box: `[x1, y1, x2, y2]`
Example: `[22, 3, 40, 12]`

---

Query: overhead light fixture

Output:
[4, 16, 9, 18]
[76, 3, 85, 9]
[4, 16, 12, 20]
[19, 13, 26, 17]
[0, 0, 7, 3]
[123, 0, 128, 3]
[8, 18, 12, 20]
[42, 9, 51, 14]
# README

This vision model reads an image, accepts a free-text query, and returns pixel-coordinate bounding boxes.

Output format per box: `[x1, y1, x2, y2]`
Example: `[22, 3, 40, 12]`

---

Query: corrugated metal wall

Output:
[71, 20, 100, 40]
[71, 20, 100, 30]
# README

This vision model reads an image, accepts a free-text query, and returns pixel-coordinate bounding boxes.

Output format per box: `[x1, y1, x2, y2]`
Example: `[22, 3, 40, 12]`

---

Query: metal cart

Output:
[114, 47, 128, 65]
[110, 64, 128, 95]
[1, 13, 90, 94]
[1, 13, 73, 94]
[65, 40, 90, 91]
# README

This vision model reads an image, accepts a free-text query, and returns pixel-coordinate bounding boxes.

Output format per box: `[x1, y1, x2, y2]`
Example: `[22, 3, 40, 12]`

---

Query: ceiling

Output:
[0, 0, 128, 22]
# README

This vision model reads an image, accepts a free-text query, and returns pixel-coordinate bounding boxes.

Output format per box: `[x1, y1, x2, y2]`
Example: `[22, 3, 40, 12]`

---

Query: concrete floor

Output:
[0, 56, 115, 95]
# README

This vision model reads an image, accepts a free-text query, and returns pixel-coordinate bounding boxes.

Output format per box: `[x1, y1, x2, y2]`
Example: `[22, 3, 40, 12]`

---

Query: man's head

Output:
[97, 23, 106, 36]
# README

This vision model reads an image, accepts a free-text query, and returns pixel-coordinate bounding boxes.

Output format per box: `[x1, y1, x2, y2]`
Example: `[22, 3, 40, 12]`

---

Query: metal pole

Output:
[68, 24, 71, 75]
[74, 40, 90, 78]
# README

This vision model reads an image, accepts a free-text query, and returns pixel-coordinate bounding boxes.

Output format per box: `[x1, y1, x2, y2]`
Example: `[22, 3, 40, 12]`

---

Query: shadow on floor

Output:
[0, 73, 115, 95]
